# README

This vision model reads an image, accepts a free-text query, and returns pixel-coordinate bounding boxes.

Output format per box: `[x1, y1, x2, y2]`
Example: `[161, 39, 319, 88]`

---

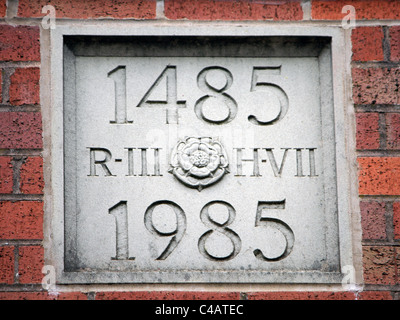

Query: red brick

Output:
[0, 291, 88, 300]
[0, 1, 6, 17]
[0, 112, 43, 149]
[95, 291, 240, 300]
[397, 248, 400, 284]
[352, 68, 400, 105]
[165, 0, 303, 21]
[0, 25, 40, 62]
[358, 157, 400, 195]
[0, 70, 2, 103]
[53, 292, 88, 300]
[0, 201, 43, 239]
[390, 26, 400, 62]
[360, 201, 387, 240]
[20, 157, 43, 194]
[356, 113, 380, 150]
[312, 0, 400, 20]
[386, 113, 400, 150]
[246, 292, 355, 300]
[394, 202, 400, 240]
[0, 156, 13, 194]
[0, 292, 49, 300]
[9, 68, 40, 106]
[18, 246, 44, 284]
[18, 0, 156, 19]
[358, 291, 393, 300]
[362, 246, 398, 285]
[0, 246, 14, 284]
[352, 27, 384, 62]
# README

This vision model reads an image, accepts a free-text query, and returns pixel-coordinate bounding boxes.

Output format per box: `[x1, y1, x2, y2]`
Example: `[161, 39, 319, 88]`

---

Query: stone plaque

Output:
[48, 25, 357, 284]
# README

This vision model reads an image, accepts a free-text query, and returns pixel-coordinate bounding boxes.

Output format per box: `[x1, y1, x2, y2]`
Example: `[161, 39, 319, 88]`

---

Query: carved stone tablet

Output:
[48, 25, 357, 284]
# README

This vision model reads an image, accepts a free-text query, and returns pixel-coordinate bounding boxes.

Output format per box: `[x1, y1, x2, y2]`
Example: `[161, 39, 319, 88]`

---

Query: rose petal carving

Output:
[169, 137, 229, 191]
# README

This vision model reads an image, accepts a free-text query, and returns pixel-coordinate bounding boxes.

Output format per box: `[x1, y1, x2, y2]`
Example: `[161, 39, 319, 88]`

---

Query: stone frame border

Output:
[42, 21, 361, 286]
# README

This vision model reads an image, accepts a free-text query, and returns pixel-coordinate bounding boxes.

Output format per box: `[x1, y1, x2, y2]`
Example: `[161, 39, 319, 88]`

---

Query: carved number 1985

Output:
[109, 199, 294, 262]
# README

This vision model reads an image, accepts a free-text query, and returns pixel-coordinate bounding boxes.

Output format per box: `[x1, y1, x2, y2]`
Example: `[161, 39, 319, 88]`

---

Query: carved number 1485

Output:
[107, 65, 289, 125]
[109, 200, 294, 262]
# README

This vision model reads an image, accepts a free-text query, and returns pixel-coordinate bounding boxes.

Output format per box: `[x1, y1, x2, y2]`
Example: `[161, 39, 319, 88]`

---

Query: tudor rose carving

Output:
[169, 137, 229, 191]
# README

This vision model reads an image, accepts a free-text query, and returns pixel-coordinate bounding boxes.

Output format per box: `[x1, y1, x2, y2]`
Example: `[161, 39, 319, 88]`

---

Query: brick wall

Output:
[0, 0, 399, 301]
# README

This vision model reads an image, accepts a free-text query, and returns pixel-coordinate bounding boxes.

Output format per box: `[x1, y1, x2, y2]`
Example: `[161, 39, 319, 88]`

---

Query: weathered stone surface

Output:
[49, 26, 353, 285]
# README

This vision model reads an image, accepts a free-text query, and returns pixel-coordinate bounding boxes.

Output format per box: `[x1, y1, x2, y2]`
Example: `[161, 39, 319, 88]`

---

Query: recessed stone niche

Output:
[47, 25, 357, 284]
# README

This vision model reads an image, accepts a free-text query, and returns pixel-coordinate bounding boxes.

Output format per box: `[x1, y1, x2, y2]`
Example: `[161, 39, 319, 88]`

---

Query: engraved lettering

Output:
[195, 66, 238, 124]
[153, 148, 162, 176]
[265, 148, 289, 177]
[234, 148, 244, 176]
[252, 149, 260, 177]
[125, 148, 135, 176]
[253, 200, 294, 261]
[125, 148, 162, 176]
[234, 148, 260, 177]
[295, 148, 318, 177]
[295, 148, 305, 177]
[140, 148, 148, 176]
[248, 66, 289, 126]
[88, 147, 114, 176]
[105, 199, 296, 264]
[198, 201, 241, 261]
[136, 66, 186, 124]
[108, 66, 132, 124]
[109, 201, 134, 260]
[308, 148, 318, 177]
[144, 201, 187, 260]
[92, 146, 317, 178]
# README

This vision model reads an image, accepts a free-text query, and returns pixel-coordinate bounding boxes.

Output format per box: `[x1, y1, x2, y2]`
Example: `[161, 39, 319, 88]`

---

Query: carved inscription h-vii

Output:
[86, 64, 321, 265]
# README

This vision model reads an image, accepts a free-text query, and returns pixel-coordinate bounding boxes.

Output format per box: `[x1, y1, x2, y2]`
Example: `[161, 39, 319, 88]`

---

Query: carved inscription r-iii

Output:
[88, 146, 318, 179]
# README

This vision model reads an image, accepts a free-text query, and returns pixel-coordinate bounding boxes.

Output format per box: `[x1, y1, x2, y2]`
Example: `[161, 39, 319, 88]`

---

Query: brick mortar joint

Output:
[5, 0, 18, 21]
[0, 17, 398, 26]
[352, 61, 400, 68]
[0, 195, 44, 201]
[10, 156, 25, 194]
[382, 26, 392, 62]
